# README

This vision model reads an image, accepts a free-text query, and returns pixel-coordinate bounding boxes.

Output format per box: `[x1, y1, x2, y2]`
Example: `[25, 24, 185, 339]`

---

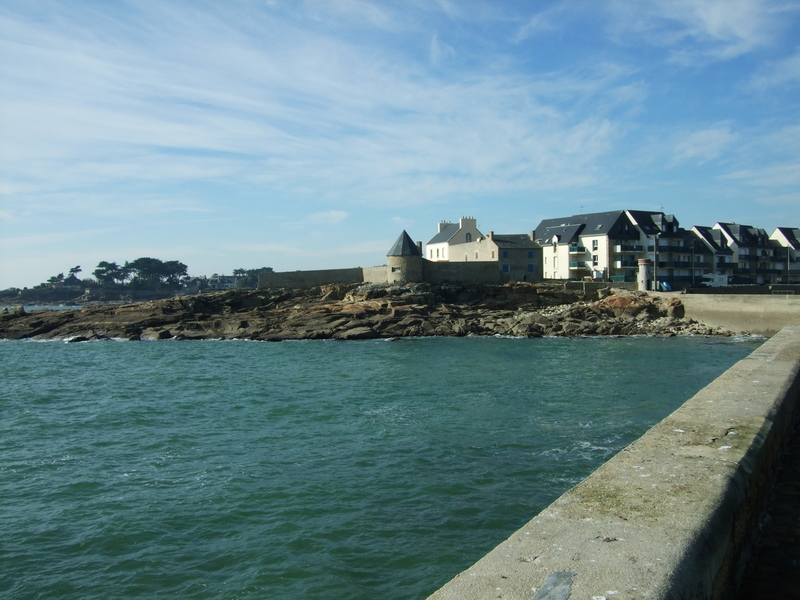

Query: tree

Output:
[68, 266, 82, 277]
[47, 273, 65, 285]
[126, 257, 188, 289]
[234, 267, 273, 289]
[93, 261, 122, 287]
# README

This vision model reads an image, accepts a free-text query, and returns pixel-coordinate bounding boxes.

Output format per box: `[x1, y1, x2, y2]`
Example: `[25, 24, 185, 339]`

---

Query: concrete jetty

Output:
[427, 320, 800, 599]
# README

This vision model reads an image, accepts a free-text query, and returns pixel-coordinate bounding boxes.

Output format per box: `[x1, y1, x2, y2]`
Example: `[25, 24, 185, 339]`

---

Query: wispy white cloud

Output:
[307, 210, 349, 225]
[722, 162, 800, 187]
[749, 46, 800, 90]
[607, 0, 792, 62]
[429, 32, 456, 66]
[672, 125, 738, 164]
[1, 0, 799, 288]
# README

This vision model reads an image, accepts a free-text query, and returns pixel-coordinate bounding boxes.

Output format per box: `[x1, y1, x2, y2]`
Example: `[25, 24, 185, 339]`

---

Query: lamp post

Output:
[653, 233, 659, 291]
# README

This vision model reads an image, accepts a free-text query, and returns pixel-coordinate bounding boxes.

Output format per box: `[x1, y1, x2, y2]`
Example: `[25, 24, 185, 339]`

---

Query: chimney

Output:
[417, 241, 422, 254]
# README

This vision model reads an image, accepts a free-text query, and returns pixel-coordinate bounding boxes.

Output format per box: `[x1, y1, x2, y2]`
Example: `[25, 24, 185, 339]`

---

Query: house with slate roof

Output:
[424, 217, 542, 282]
[690, 225, 736, 285]
[712, 223, 791, 284]
[770, 228, 799, 283]
[535, 210, 648, 283]
[534, 209, 718, 288]
[425, 217, 483, 262]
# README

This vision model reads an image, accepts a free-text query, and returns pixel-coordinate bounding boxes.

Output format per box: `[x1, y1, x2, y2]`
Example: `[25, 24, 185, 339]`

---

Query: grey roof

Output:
[490, 234, 539, 249]
[676, 230, 713, 255]
[537, 223, 583, 245]
[627, 210, 679, 236]
[775, 227, 800, 250]
[715, 222, 771, 248]
[535, 210, 632, 244]
[692, 226, 733, 255]
[387, 230, 421, 257]
[427, 223, 460, 245]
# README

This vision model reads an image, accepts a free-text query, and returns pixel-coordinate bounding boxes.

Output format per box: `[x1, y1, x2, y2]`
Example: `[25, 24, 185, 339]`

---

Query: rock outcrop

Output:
[0, 283, 732, 341]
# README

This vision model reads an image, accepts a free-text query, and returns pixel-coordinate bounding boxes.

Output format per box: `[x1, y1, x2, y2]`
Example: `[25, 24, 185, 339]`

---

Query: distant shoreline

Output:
[0, 282, 736, 342]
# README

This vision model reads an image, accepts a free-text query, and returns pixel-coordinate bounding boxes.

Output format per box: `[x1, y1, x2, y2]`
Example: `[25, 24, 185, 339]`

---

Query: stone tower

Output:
[387, 230, 423, 283]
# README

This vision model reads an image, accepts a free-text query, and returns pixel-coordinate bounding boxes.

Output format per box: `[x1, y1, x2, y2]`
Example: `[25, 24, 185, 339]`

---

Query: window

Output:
[492, 251, 495, 258]
[502, 250, 509, 258]
[502, 264, 510, 273]
[436, 248, 439, 258]
[528, 251, 533, 259]
[475, 251, 479, 259]
[465, 233, 472, 242]
[592, 254, 598, 266]
[592, 240, 598, 251]
[527, 264, 534, 272]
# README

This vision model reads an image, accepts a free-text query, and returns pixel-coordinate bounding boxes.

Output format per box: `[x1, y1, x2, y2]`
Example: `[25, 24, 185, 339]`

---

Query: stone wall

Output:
[427, 325, 800, 600]
[361, 266, 388, 284]
[678, 294, 800, 336]
[423, 260, 507, 285]
[258, 267, 366, 289]
[257, 260, 511, 289]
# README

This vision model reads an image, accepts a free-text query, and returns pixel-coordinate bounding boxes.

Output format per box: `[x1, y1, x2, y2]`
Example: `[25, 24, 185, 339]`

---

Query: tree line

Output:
[42, 260, 272, 291]
[93, 258, 188, 289]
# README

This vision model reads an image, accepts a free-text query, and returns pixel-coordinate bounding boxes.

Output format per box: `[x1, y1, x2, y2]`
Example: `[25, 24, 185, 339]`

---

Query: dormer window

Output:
[465, 233, 472, 242]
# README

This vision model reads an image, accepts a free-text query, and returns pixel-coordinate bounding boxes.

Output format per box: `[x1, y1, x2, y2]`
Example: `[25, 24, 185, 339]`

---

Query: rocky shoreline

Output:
[0, 282, 735, 342]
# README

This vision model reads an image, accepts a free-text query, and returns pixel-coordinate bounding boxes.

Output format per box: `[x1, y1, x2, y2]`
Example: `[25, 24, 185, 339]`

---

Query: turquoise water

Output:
[0, 335, 761, 600]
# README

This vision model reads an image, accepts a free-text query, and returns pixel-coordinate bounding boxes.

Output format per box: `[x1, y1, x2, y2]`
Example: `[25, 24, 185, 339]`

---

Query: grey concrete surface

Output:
[675, 294, 800, 336]
[426, 326, 800, 600]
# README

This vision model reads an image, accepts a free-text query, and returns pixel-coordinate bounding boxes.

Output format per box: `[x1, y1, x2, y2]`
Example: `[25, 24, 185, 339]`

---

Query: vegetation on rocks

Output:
[0, 283, 732, 342]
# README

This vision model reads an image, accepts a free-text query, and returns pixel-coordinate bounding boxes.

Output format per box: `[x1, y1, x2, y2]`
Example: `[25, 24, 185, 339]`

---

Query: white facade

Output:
[426, 217, 482, 262]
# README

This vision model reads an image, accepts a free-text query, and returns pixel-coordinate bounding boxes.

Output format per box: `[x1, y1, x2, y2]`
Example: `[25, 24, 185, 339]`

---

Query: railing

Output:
[647, 245, 687, 253]
[614, 245, 644, 253]
[614, 261, 638, 268]
[569, 261, 590, 270]
[568, 246, 587, 253]
[658, 261, 693, 268]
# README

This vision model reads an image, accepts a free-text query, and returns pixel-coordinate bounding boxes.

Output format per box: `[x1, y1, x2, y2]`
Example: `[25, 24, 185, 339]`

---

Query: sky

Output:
[1, 0, 800, 289]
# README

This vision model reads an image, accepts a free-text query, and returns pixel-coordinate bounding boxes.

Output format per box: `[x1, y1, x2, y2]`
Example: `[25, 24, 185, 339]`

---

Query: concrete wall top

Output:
[676, 294, 800, 336]
[427, 326, 800, 600]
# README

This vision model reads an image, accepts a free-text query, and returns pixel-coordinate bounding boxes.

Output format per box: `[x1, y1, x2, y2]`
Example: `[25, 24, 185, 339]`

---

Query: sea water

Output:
[0, 335, 761, 600]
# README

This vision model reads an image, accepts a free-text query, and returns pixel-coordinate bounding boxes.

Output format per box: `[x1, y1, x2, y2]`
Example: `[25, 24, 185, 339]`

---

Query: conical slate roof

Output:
[387, 230, 421, 257]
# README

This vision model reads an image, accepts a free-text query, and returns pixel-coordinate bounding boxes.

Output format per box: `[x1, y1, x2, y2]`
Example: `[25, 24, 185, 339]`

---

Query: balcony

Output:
[568, 245, 587, 254]
[569, 261, 590, 270]
[614, 244, 644, 253]
[647, 245, 687, 253]
[658, 261, 693, 268]
[614, 260, 638, 268]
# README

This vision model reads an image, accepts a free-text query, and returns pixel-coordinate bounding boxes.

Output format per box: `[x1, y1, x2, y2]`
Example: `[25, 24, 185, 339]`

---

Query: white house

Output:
[425, 217, 483, 262]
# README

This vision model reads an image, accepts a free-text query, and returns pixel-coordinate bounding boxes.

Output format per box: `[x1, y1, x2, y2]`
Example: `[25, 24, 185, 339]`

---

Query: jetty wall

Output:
[678, 294, 800, 336]
[427, 325, 800, 600]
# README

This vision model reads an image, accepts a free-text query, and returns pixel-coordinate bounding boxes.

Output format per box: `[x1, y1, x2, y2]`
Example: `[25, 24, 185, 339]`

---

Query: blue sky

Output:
[1, 0, 799, 289]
